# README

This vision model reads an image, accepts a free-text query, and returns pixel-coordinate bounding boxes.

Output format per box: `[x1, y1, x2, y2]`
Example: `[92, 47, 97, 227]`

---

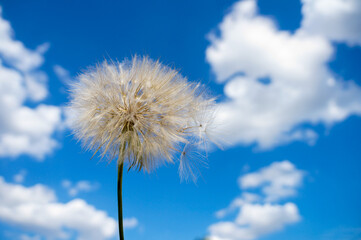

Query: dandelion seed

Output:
[69, 56, 216, 176]
[179, 143, 208, 183]
[68, 56, 217, 240]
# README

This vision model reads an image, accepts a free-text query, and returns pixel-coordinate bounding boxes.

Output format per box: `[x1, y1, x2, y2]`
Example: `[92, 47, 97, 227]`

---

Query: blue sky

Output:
[0, 0, 360, 240]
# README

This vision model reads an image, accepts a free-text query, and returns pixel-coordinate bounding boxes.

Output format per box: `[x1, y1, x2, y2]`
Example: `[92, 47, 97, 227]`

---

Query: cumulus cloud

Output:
[62, 179, 99, 197]
[0, 7, 62, 159]
[300, 0, 361, 46]
[240, 161, 305, 202]
[209, 203, 300, 240]
[0, 177, 138, 240]
[208, 161, 304, 240]
[206, 0, 361, 149]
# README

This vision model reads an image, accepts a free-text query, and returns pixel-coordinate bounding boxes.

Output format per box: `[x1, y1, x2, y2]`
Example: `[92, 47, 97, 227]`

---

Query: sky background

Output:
[0, 0, 360, 240]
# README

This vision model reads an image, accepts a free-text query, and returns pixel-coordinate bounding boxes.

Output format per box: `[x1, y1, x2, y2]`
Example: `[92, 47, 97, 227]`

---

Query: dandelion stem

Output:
[117, 162, 124, 240]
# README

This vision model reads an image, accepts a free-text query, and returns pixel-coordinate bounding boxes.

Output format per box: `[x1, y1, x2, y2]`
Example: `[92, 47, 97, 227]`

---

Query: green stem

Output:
[117, 162, 124, 240]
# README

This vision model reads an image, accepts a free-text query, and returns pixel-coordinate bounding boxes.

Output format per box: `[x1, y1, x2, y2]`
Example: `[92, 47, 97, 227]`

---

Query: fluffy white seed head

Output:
[68, 56, 216, 180]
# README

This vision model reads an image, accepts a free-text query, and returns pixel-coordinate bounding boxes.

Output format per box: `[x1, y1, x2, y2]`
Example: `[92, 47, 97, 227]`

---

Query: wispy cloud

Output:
[208, 161, 305, 240]
[123, 217, 139, 229]
[207, 0, 361, 149]
[53, 64, 72, 84]
[18, 234, 41, 240]
[13, 169, 27, 183]
[320, 226, 361, 240]
[62, 179, 99, 197]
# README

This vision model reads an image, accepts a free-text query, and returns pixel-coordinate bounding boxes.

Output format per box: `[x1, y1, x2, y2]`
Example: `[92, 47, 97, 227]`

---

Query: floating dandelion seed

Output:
[68, 56, 217, 240]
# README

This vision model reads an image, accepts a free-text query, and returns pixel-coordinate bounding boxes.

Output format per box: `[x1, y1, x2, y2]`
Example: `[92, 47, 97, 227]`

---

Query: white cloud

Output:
[208, 161, 304, 240]
[62, 180, 99, 197]
[62, 107, 76, 130]
[240, 161, 304, 202]
[123, 217, 139, 229]
[300, 0, 361, 46]
[0, 176, 138, 240]
[24, 71, 49, 102]
[215, 193, 260, 219]
[206, 0, 361, 149]
[54, 65, 72, 84]
[209, 203, 300, 240]
[0, 7, 47, 72]
[13, 169, 27, 183]
[0, 7, 62, 159]
[19, 234, 42, 240]
[207, 0, 332, 82]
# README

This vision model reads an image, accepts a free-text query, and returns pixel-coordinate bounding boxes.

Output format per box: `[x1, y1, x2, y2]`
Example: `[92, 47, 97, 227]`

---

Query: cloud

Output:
[209, 203, 300, 240]
[215, 193, 260, 219]
[123, 217, 139, 229]
[206, 0, 361, 149]
[0, 7, 48, 71]
[19, 234, 42, 240]
[320, 227, 361, 240]
[208, 161, 304, 240]
[239, 161, 305, 202]
[62, 180, 99, 197]
[300, 0, 361, 46]
[0, 176, 138, 240]
[54, 65, 72, 84]
[13, 169, 27, 183]
[0, 7, 63, 159]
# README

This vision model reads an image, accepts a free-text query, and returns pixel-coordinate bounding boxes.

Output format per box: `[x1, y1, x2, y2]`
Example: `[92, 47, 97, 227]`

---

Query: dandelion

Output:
[68, 56, 216, 240]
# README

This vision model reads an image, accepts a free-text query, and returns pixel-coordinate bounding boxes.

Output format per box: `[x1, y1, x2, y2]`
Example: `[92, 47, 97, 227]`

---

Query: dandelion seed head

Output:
[68, 56, 216, 180]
